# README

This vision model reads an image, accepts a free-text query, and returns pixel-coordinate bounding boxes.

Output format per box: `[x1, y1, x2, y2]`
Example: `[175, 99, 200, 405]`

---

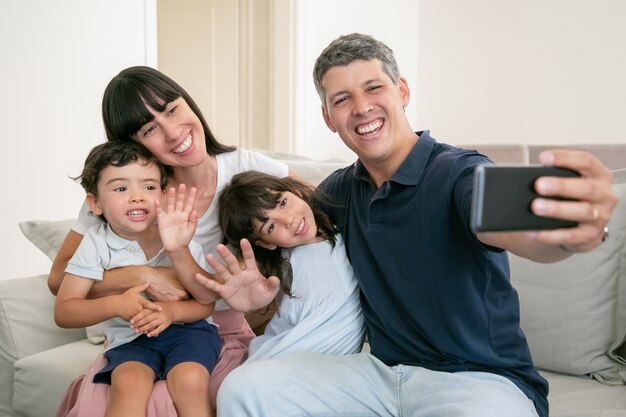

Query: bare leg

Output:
[167, 362, 212, 417]
[105, 361, 155, 417]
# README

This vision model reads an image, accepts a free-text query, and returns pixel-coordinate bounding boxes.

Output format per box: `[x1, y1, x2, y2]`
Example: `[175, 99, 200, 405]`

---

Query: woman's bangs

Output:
[112, 77, 181, 139]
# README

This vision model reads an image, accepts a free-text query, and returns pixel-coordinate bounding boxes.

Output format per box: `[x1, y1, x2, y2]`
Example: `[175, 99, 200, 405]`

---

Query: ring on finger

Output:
[602, 226, 609, 242]
[592, 206, 599, 221]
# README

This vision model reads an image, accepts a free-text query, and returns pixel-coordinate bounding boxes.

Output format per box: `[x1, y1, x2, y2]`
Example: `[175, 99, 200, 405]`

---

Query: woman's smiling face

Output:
[132, 97, 207, 168]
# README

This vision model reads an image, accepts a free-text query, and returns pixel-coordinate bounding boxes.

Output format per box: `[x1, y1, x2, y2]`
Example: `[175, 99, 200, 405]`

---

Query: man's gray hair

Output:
[313, 33, 400, 105]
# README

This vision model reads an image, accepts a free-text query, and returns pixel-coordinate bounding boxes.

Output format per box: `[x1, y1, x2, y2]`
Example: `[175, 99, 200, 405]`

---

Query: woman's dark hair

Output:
[75, 141, 168, 222]
[218, 171, 338, 297]
[102, 66, 235, 161]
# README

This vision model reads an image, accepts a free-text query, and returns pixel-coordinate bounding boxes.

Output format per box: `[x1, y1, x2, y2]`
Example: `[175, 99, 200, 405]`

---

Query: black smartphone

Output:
[471, 164, 580, 233]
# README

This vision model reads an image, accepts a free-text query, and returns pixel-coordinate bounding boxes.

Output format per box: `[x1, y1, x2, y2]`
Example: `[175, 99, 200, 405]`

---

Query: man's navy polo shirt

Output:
[318, 131, 548, 417]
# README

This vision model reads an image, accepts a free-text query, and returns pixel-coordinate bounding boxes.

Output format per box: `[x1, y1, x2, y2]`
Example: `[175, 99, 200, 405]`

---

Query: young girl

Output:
[204, 170, 364, 361]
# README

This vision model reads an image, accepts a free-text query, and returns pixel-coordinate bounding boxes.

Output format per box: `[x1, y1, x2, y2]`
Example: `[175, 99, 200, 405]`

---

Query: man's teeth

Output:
[173, 136, 192, 154]
[356, 119, 382, 135]
[128, 210, 146, 217]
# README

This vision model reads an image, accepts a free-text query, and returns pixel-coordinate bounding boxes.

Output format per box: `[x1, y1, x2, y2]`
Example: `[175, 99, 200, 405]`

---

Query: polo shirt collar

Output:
[354, 130, 435, 186]
[103, 223, 167, 263]
[103, 223, 135, 250]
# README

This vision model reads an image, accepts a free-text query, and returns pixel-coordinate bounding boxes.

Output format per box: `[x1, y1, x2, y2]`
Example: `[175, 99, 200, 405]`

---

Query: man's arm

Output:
[49, 230, 187, 300]
[479, 149, 617, 262]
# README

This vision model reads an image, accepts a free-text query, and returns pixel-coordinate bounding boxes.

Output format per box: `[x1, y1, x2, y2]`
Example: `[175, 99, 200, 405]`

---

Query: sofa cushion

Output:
[0, 274, 87, 416]
[0, 275, 86, 361]
[541, 370, 626, 416]
[19, 218, 75, 261]
[13, 339, 102, 417]
[510, 169, 626, 384]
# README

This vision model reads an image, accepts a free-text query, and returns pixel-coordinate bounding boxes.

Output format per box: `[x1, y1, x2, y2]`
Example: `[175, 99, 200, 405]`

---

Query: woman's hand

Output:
[140, 266, 189, 301]
[197, 239, 281, 312]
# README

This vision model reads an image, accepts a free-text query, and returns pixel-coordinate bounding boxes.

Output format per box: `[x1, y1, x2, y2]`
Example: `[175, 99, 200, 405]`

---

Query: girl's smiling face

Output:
[252, 191, 320, 250]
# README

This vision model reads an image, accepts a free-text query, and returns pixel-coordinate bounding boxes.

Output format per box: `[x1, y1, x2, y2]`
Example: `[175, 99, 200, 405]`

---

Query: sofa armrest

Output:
[0, 274, 87, 416]
[0, 274, 86, 364]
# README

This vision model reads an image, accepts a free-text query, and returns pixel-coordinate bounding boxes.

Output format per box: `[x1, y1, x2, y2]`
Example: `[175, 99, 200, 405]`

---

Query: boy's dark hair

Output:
[75, 141, 168, 221]
[218, 171, 338, 297]
[102, 66, 235, 177]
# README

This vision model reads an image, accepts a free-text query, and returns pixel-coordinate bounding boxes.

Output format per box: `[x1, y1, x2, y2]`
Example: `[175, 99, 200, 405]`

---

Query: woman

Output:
[50, 66, 289, 417]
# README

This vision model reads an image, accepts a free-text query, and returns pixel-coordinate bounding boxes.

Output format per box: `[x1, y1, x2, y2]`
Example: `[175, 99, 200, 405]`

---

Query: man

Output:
[212, 33, 616, 417]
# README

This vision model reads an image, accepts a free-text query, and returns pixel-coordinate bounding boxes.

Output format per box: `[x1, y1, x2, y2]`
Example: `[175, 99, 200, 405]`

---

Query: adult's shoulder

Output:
[217, 148, 288, 183]
[318, 163, 356, 195]
[433, 142, 492, 167]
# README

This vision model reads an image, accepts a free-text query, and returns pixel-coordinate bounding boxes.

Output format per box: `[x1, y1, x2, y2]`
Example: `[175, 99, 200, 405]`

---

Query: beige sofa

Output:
[1, 148, 626, 417]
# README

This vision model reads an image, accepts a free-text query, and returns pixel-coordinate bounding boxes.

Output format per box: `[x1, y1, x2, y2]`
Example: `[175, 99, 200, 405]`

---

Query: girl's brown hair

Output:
[218, 171, 338, 297]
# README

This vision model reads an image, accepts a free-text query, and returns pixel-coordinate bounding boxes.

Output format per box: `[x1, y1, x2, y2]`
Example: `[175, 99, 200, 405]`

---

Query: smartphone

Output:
[471, 164, 580, 233]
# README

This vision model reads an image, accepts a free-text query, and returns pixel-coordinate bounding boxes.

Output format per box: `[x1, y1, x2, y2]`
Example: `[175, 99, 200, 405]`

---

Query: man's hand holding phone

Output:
[471, 149, 617, 258]
[471, 165, 580, 233]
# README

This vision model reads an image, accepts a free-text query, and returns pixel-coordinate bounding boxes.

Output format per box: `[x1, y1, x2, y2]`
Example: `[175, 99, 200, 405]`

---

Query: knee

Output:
[168, 362, 210, 397]
[217, 361, 277, 407]
[109, 363, 154, 397]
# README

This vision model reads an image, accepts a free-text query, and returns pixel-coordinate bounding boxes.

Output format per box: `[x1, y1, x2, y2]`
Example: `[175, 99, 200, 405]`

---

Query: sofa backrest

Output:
[509, 169, 626, 384]
[460, 144, 626, 171]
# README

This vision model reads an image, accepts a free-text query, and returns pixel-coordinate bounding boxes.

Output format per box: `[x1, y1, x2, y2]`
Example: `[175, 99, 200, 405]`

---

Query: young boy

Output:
[54, 140, 220, 417]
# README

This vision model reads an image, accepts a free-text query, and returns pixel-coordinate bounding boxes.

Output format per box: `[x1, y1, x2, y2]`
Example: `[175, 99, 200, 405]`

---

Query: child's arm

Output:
[49, 232, 187, 301]
[157, 184, 223, 305]
[129, 299, 215, 338]
[54, 273, 161, 328]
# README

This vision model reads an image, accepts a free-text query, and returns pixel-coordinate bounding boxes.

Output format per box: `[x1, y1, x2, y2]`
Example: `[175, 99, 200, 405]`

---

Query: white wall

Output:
[2, 0, 624, 281]
[293, 0, 420, 162]
[290, 0, 625, 163]
[0, 0, 156, 280]
[416, 0, 626, 145]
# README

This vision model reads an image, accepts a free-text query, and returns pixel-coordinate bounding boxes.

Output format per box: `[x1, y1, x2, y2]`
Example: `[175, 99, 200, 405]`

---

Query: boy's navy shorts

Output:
[93, 319, 221, 384]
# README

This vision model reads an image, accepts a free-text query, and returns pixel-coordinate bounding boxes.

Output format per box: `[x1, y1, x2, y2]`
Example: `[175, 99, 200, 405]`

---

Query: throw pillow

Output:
[18, 219, 105, 344]
[19, 219, 76, 261]
[510, 169, 626, 384]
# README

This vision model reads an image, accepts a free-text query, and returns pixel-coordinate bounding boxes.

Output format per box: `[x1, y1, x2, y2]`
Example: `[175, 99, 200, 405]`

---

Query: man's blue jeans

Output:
[217, 352, 539, 417]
